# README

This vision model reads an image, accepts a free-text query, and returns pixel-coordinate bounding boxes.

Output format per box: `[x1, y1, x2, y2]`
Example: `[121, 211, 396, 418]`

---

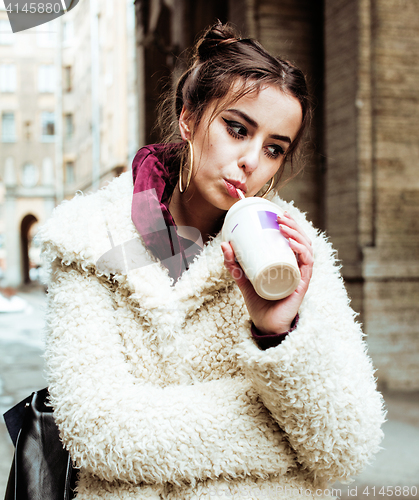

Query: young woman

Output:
[39, 23, 385, 500]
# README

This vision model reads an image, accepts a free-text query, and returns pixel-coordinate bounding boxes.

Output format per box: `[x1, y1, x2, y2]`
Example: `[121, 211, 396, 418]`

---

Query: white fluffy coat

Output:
[38, 171, 385, 500]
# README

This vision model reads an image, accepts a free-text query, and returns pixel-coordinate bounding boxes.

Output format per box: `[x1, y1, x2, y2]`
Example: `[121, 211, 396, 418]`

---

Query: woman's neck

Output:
[169, 185, 225, 245]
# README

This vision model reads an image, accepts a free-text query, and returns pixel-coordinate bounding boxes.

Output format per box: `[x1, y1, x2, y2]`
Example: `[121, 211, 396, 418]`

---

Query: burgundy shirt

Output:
[131, 144, 297, 350]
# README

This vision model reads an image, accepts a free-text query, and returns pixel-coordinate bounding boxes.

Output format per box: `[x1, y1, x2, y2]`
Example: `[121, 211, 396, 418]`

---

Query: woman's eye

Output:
[265, 144, 285, 159]
[222, 118, 247, 139]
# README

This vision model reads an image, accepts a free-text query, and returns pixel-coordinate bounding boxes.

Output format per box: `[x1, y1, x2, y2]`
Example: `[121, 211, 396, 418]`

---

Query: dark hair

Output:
[159, 21, 312, 187]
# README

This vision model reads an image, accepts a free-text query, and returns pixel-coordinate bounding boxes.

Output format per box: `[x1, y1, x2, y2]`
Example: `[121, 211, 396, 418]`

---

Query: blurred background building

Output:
[0, 0, 418, 391]
[0, 15, 57, 286]
[0, 0, 138, 286]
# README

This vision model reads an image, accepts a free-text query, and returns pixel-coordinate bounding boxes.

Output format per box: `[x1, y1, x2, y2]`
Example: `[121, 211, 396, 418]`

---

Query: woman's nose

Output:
[238, 144, 259, 173]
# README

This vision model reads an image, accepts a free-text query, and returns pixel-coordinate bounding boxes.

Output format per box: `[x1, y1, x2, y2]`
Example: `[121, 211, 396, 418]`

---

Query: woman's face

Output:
[179, 84, 303, 212]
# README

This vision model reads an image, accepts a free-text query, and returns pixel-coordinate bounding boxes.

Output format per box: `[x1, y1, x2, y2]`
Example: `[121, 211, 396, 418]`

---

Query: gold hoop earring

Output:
[259, 176, 275, 198]
[179, 139, 194, 193]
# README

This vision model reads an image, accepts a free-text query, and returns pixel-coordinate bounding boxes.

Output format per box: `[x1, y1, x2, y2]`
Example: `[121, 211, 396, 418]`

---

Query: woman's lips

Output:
[224, 180, 241, 198]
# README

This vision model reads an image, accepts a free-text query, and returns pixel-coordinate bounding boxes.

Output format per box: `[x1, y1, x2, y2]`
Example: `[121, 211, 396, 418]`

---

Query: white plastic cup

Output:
[222, 197, 301, 300]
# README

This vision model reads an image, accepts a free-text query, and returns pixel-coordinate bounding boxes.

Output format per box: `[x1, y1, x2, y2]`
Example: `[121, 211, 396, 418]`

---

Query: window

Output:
[107, 0, 114, 16]
[64, 114, 74, 139]
[0, 20, 13, 45]
[38, 65, 55, 93]
[41, 112, 55, 141]
[63, 20, 74, 45]
[4, 156, 16, 186]
[21, 163, 39, 187]
[42, 157, 54, 185]
[65, 161, 75, 185]
[37, 23, 56, 47]
[105, 50, 113, 87]
[64, 66, 72, 92]
[0, 64, 16, 92]
[1, 112, 16, 142]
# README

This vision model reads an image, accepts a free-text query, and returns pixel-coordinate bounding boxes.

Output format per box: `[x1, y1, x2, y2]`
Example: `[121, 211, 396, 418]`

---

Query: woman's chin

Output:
[215, 195, 239, 212]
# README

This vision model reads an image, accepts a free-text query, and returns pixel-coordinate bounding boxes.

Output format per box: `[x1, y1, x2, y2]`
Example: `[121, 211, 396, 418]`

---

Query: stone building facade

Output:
[0, 11, 56, 286]
[0, 0, 138, 287]
[324, 0, 419, 390]
[134, 0, 419, 390]
[59, 0, 138, 197]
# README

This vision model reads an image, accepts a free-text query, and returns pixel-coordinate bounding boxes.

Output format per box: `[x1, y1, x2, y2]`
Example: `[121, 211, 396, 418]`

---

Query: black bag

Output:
[3, 387, 77, 500]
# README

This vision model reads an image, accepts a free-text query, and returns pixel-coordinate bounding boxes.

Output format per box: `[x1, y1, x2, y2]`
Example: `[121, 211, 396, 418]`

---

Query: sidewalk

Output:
[1, 286, 419, 499]
[0, 284, 47, 500]
[334, 389, 419, 499]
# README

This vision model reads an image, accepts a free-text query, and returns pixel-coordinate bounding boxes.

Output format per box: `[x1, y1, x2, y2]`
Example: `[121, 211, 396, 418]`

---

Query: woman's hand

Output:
[221, 211, 314, 335]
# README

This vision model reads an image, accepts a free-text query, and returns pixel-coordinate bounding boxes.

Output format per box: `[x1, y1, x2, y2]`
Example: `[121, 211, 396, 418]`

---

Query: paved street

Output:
[334, 389, 419, 499]
[0, 286, 418, 499]
[0, 285, 47, 500]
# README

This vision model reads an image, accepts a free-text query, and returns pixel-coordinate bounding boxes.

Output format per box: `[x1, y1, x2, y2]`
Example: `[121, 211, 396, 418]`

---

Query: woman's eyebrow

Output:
[225, 108, 291, 144]
[226, 109, 258, 128]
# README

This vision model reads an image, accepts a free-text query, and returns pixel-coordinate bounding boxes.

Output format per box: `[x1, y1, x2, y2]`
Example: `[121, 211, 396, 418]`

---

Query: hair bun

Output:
[195, 22, 240, 62]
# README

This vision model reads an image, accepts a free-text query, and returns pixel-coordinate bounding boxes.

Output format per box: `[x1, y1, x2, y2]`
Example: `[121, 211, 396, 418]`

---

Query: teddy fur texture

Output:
[38, 171, 386, 500]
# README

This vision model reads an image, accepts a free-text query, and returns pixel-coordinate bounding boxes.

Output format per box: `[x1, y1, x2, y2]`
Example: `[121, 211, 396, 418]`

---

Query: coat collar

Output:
[39, 169, 233, 334]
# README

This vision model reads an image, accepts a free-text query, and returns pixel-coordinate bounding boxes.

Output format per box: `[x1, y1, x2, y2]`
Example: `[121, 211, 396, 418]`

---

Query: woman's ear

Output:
[179, 106, 193, 141]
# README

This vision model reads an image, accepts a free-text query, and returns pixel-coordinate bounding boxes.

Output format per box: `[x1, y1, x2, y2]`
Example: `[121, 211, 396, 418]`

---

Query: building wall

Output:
[0, 2, 138, 286]
[324, 0, 361, 315]
[0, 12, 56, 285]
[135, 0, 229, 146]
[364, 0, 419, 389]
[60, 0, 137, 197]
[324, 0, 419, 389]
[0, 14, 56, 188]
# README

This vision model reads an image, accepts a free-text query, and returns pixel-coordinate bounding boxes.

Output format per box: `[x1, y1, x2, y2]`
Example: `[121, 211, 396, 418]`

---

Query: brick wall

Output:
[324, 0, 359, 270]
[365, 0, 419, 389]
[324, 0, 419, 389]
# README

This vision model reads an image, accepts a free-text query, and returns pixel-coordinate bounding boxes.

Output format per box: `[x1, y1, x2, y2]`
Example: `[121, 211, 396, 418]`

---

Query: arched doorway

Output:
[20, 214, 39, 284]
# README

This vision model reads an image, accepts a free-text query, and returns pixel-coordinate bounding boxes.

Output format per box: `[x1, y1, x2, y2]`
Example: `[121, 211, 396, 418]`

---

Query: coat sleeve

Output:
[234, 209, 386, 487]
[44, 260, 296, 486]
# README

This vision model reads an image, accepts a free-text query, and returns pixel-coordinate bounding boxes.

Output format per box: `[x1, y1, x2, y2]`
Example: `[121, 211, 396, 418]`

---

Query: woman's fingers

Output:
[276, 212, 314, 288]
[282, 211, 311, 242]
[288, 237, 314, 288]
[277, 212, 312, 250]
[221, 242, 249, 286]
[279, 223, 311, 249]
[288, 237, 314, 266]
